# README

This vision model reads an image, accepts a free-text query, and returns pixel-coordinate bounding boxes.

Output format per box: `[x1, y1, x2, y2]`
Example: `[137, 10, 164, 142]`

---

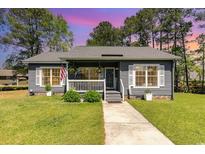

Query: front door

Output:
[105, 68, 115, 89]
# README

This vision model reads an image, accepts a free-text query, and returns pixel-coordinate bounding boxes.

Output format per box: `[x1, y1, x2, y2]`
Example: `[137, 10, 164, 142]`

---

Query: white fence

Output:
[67, 79, 106, 100]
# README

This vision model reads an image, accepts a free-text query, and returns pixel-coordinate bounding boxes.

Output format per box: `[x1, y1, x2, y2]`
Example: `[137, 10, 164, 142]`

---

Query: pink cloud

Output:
[64, 15, 98, 27]
[63, 14, 126, 28]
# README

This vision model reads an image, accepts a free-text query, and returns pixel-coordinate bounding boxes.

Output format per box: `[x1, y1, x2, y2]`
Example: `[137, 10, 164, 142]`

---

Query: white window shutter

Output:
[36, 68, 41, 85]
[159, 65, 165, 87]
[128, 65, 134, 87]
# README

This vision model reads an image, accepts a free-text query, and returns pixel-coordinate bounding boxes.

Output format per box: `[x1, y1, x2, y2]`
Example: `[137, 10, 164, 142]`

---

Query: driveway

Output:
[103, 101, 173, 145]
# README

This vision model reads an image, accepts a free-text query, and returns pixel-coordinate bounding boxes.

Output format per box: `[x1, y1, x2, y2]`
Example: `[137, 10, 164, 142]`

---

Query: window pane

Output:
[42, 69, 50, 85]
[52, 68, 60, 86]
[147, 66, 158, 87]
[76, 67, 99, 80]
[90, 68, 99, 79]
[76, 68, 89, 79]
[148, 66, 157, 75]
[135, 66, 146, 87]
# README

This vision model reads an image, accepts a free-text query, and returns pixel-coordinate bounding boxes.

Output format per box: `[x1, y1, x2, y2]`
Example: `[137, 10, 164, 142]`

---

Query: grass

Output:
[0, 90, 104, 144]
[128, 93, 205, 145]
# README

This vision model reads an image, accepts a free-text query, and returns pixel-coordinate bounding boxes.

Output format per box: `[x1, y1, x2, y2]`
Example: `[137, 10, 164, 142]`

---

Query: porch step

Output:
[106, 90, 122, 103]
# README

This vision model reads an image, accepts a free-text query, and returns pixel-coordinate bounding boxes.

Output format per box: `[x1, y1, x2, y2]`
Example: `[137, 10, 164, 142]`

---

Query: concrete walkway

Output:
[103, 101, 173, 145]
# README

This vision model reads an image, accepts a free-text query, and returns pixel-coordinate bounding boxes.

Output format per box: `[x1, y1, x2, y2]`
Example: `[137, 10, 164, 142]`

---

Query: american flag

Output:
[60, 66, 67, 81]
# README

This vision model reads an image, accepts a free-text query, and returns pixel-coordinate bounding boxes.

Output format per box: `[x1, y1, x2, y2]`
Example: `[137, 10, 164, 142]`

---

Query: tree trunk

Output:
[181, 33, 189, 92]
[129, 35, 132, 46]
[167, 33, 170, 52]
[173, 23, 179, 91]
[152, 32, 155, 48]
[160, 30, 163, 50]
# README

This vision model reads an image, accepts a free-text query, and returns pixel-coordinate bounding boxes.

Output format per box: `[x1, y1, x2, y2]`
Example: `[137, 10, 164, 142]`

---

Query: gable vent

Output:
[101, 54, 123, 57]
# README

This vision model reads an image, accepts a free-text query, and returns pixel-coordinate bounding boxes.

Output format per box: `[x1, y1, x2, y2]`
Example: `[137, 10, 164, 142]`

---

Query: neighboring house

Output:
[23, 46, 180, 101]
[0, 69, 28, 86]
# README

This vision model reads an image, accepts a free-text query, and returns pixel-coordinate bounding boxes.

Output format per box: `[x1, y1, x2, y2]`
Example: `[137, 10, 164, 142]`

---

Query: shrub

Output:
[0, 86, 28, 91]
[45, 84, 52, 91]
[144, 89, 151, 94]
[83, 90, 101, 103]
[63, 89, 81, 102]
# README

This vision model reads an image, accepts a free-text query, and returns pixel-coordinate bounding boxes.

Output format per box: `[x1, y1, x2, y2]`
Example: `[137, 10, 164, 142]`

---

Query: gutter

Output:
[22, 61, 67, 64]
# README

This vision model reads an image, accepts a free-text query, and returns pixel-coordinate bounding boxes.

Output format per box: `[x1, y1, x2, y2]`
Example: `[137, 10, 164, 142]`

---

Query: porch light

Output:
[97, 67, 102, 73]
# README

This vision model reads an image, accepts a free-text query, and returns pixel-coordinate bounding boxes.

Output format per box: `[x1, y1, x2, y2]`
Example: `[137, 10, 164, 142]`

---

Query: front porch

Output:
[65, 61, 124, 102]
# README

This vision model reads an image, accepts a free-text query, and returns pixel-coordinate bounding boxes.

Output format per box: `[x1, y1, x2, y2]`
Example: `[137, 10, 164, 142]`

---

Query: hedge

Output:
[0, 86, 28, 91]
[83, 90, 101, 103]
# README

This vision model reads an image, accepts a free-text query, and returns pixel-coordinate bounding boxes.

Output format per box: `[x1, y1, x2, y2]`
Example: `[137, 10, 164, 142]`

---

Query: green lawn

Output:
[129, 93, 205, 145]
[0, 90, 104, 144]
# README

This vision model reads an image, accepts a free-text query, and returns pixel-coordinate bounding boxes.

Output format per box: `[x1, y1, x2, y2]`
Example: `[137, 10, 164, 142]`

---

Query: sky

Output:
[50, 8, 139, 45]
[0, 8, 203, 68]
[0, 8, 138, 68]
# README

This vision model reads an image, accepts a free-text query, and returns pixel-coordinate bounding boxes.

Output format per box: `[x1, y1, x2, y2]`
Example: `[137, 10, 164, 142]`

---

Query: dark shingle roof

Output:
[62, 46, 180, 60]
[23, 46, 180, 63]
[23, 52, 69, 63]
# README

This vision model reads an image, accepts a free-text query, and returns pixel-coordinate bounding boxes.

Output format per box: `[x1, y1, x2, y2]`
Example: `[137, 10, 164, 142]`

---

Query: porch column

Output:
[66, 62, 69, 92]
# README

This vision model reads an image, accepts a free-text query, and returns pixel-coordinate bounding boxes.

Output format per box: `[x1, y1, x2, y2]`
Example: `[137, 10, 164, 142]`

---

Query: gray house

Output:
[23, 46, 180, 101]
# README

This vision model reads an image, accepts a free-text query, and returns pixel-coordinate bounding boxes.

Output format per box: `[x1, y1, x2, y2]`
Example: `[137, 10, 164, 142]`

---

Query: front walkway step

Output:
[106, 90, 122, 102]
[102, 101, 173, 145]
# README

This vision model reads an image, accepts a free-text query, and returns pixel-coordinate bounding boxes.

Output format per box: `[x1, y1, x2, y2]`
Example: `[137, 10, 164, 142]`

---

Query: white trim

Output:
[104, 79, 106, 101]
[66, 63, 69, 91]
[128, 65, 134, 95]
[105, 67, 115, 89]
[68, 79, 105, 82]
[133, 64, 160, 89]
[71, 90, 104, 92]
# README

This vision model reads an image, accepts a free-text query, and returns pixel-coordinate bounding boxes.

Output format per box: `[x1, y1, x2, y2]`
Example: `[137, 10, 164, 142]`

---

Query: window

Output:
[134, 65, 162, 88]
[147, 66, 158, 87]
[52, 68, 60, 86]
[42, 68, 50, 86]
[76, 67, 100, 80]
[89, 68, 99, 79]
[40, 68, 61, 86]
[135, 66, 146, 87]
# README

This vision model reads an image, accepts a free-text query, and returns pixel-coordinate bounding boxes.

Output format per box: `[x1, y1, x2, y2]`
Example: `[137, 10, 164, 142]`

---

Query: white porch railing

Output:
[67, 79, 106, 100]
[120, 79, 124, 101]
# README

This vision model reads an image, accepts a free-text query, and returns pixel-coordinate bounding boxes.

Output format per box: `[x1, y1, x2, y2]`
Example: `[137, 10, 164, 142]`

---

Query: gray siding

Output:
[28, 60, 174, 97]
[120, 60, 173, 97]
[28, 63, 65, 93]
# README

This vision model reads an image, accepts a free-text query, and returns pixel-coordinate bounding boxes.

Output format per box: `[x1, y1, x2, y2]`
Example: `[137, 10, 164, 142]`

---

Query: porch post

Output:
[66, 62, 69, 92]
[104, 79, 106, 101]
